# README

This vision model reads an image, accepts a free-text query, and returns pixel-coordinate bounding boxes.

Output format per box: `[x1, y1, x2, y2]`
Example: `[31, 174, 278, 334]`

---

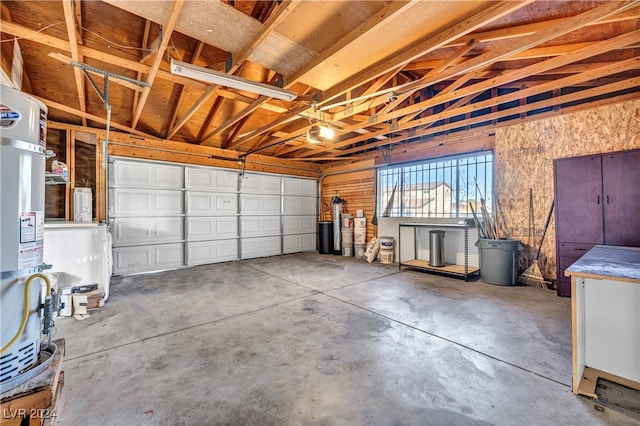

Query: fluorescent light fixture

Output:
[170, 59, 297, 101]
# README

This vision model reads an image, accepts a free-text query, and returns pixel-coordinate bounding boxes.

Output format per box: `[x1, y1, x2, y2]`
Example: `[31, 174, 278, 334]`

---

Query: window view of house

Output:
[378, 151, 494, 218]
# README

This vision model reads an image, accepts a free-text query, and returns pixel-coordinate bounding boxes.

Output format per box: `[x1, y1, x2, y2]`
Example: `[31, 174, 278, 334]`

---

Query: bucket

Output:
[353, 217, 366, 228]
[342, 246, 353, 257]
[379, 249, 394, 264]
[354, 243, 366, 259]
[354, 227, 366, 244]
[341, 213, 353, 228]
[379, 236, 394, 249]
[341, 227, 354, 245]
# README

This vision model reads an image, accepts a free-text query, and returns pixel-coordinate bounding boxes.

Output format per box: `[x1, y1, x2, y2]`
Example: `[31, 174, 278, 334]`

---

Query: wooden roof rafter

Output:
[131, 0, 185, 128]
[326, 0, 638, 126]
[298, 52, 640, 159]
[329, 75, 640, 160]
[61, 0, 87, 126]
[221, 0, 425, 149]
[230, 0, 535, 152]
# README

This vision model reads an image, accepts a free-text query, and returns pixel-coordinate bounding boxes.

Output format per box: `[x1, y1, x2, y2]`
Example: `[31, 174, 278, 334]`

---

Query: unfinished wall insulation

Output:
[495, 99, 640, 282]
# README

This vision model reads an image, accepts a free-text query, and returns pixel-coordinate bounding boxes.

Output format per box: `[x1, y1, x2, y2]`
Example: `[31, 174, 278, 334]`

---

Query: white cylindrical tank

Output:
[0, 85, 48, 385]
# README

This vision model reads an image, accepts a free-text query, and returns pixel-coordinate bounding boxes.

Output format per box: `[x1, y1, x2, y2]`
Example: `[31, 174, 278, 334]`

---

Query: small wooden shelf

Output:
[402, 259, 479, 277]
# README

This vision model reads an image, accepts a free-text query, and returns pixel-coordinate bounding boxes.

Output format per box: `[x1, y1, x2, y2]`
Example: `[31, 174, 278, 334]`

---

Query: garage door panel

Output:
[187, 192, 237, 215]
[187, 240, 238, 265]
[112, 217, 183, 245]
[241, 194, 281, 215]
[283, 177, 316, 196]
[283, 196, 316, 214]
[113, 243, 184, 274]
[241, 173, 281, 194]
[240, 216, 281, 237]
[186, 168, 238, 192]
[283, 216, 316, 234]
[109, 189, 183, 217]
[241, 237, 281, 259]
[187, 217, 238, 240]
[110, 160, 183, 189]
[283, 234, 316, 253]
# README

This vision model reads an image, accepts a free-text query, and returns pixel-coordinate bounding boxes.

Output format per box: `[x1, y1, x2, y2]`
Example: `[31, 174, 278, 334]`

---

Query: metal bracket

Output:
[71, 61, 150, 108]
[225, 54, 233, 73]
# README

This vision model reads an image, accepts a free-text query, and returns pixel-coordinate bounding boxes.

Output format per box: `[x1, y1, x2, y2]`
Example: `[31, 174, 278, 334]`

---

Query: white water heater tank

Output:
[0, 85, 48, 385]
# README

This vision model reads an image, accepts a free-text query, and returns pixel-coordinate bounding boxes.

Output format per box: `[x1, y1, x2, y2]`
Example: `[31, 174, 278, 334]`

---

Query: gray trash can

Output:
[429, 230, 446, 267]
[476, 239, 523, 285]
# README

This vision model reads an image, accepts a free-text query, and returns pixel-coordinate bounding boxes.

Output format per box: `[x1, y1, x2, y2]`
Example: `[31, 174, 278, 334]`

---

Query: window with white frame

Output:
[377, 151, 494, 218]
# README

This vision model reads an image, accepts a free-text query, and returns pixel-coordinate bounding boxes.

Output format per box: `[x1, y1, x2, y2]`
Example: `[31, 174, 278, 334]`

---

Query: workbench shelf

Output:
[398, 222, 479, 281]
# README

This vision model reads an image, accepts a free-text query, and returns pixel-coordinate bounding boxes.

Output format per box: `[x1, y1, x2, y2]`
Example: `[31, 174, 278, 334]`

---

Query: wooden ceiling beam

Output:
[285, 0, 420, 86]
[329, 0, 638, 124]
[224, 1, 422, 149]
[446, 4, 640, 48]
[322, 76, 640, 159]
[38, 96, 158, 139]
[299, 56, 640, 158]
[196, 96, 224, 142]
[131, 0, 185, 128]
[378, 39, 480, 115]
[202, 96, 267, 144]
[376, 28, 640, 129]
[168, 40, 205, 131]
[318, 0, 535, 108]
[61, 0, 87, 126]
[167, 0, 301, 140]
[133, 19, 152, 113]
[231, 1, 531, 152]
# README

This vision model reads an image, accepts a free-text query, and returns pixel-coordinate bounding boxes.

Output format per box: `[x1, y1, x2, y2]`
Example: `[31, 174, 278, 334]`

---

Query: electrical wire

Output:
[1, 21, 177, 55]
[0, 21, 65, 43]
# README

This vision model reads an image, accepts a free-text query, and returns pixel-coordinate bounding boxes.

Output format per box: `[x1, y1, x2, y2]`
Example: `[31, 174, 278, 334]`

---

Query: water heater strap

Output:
[1, 137, 45, 154]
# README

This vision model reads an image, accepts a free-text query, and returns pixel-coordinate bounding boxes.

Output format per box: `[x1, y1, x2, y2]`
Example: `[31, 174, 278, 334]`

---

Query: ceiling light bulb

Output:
[318, 125, 334, 140]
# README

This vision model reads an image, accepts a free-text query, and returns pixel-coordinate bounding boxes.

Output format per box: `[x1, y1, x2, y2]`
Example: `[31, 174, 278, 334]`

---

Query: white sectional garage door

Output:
[109, 158, 317, 274]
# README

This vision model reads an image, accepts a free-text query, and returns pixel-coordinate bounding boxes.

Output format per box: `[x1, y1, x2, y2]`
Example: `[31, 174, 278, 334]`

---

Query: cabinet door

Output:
[602, 150, 640, 246]
[554, 155, 604, 244]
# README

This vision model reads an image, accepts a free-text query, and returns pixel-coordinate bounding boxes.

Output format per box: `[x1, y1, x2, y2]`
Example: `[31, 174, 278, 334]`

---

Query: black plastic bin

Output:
[318, 221, 334, 254]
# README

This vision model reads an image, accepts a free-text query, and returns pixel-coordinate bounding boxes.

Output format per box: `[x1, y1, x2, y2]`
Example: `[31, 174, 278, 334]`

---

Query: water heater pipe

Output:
[0, 274, 51, 355]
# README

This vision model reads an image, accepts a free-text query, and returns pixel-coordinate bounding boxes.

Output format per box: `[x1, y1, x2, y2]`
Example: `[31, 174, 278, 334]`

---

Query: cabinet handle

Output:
[597, 195, 600, 205]
[606, 195, 610, 204]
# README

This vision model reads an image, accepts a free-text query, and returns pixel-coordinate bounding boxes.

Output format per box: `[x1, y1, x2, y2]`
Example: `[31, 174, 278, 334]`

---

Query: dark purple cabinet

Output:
[602, 150, 640, 247]
[553, 149, 640, 297]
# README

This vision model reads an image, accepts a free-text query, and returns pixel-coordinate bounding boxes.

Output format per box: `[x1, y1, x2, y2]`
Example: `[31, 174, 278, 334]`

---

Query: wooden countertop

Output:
[565, 245, 640, 284]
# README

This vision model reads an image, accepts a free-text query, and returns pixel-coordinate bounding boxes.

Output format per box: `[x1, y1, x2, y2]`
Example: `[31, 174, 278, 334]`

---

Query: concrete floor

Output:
[54, 253, 638, 425]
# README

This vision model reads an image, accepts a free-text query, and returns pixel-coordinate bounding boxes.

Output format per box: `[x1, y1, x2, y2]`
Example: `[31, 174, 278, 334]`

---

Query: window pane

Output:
[377, 151, 493, 219]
